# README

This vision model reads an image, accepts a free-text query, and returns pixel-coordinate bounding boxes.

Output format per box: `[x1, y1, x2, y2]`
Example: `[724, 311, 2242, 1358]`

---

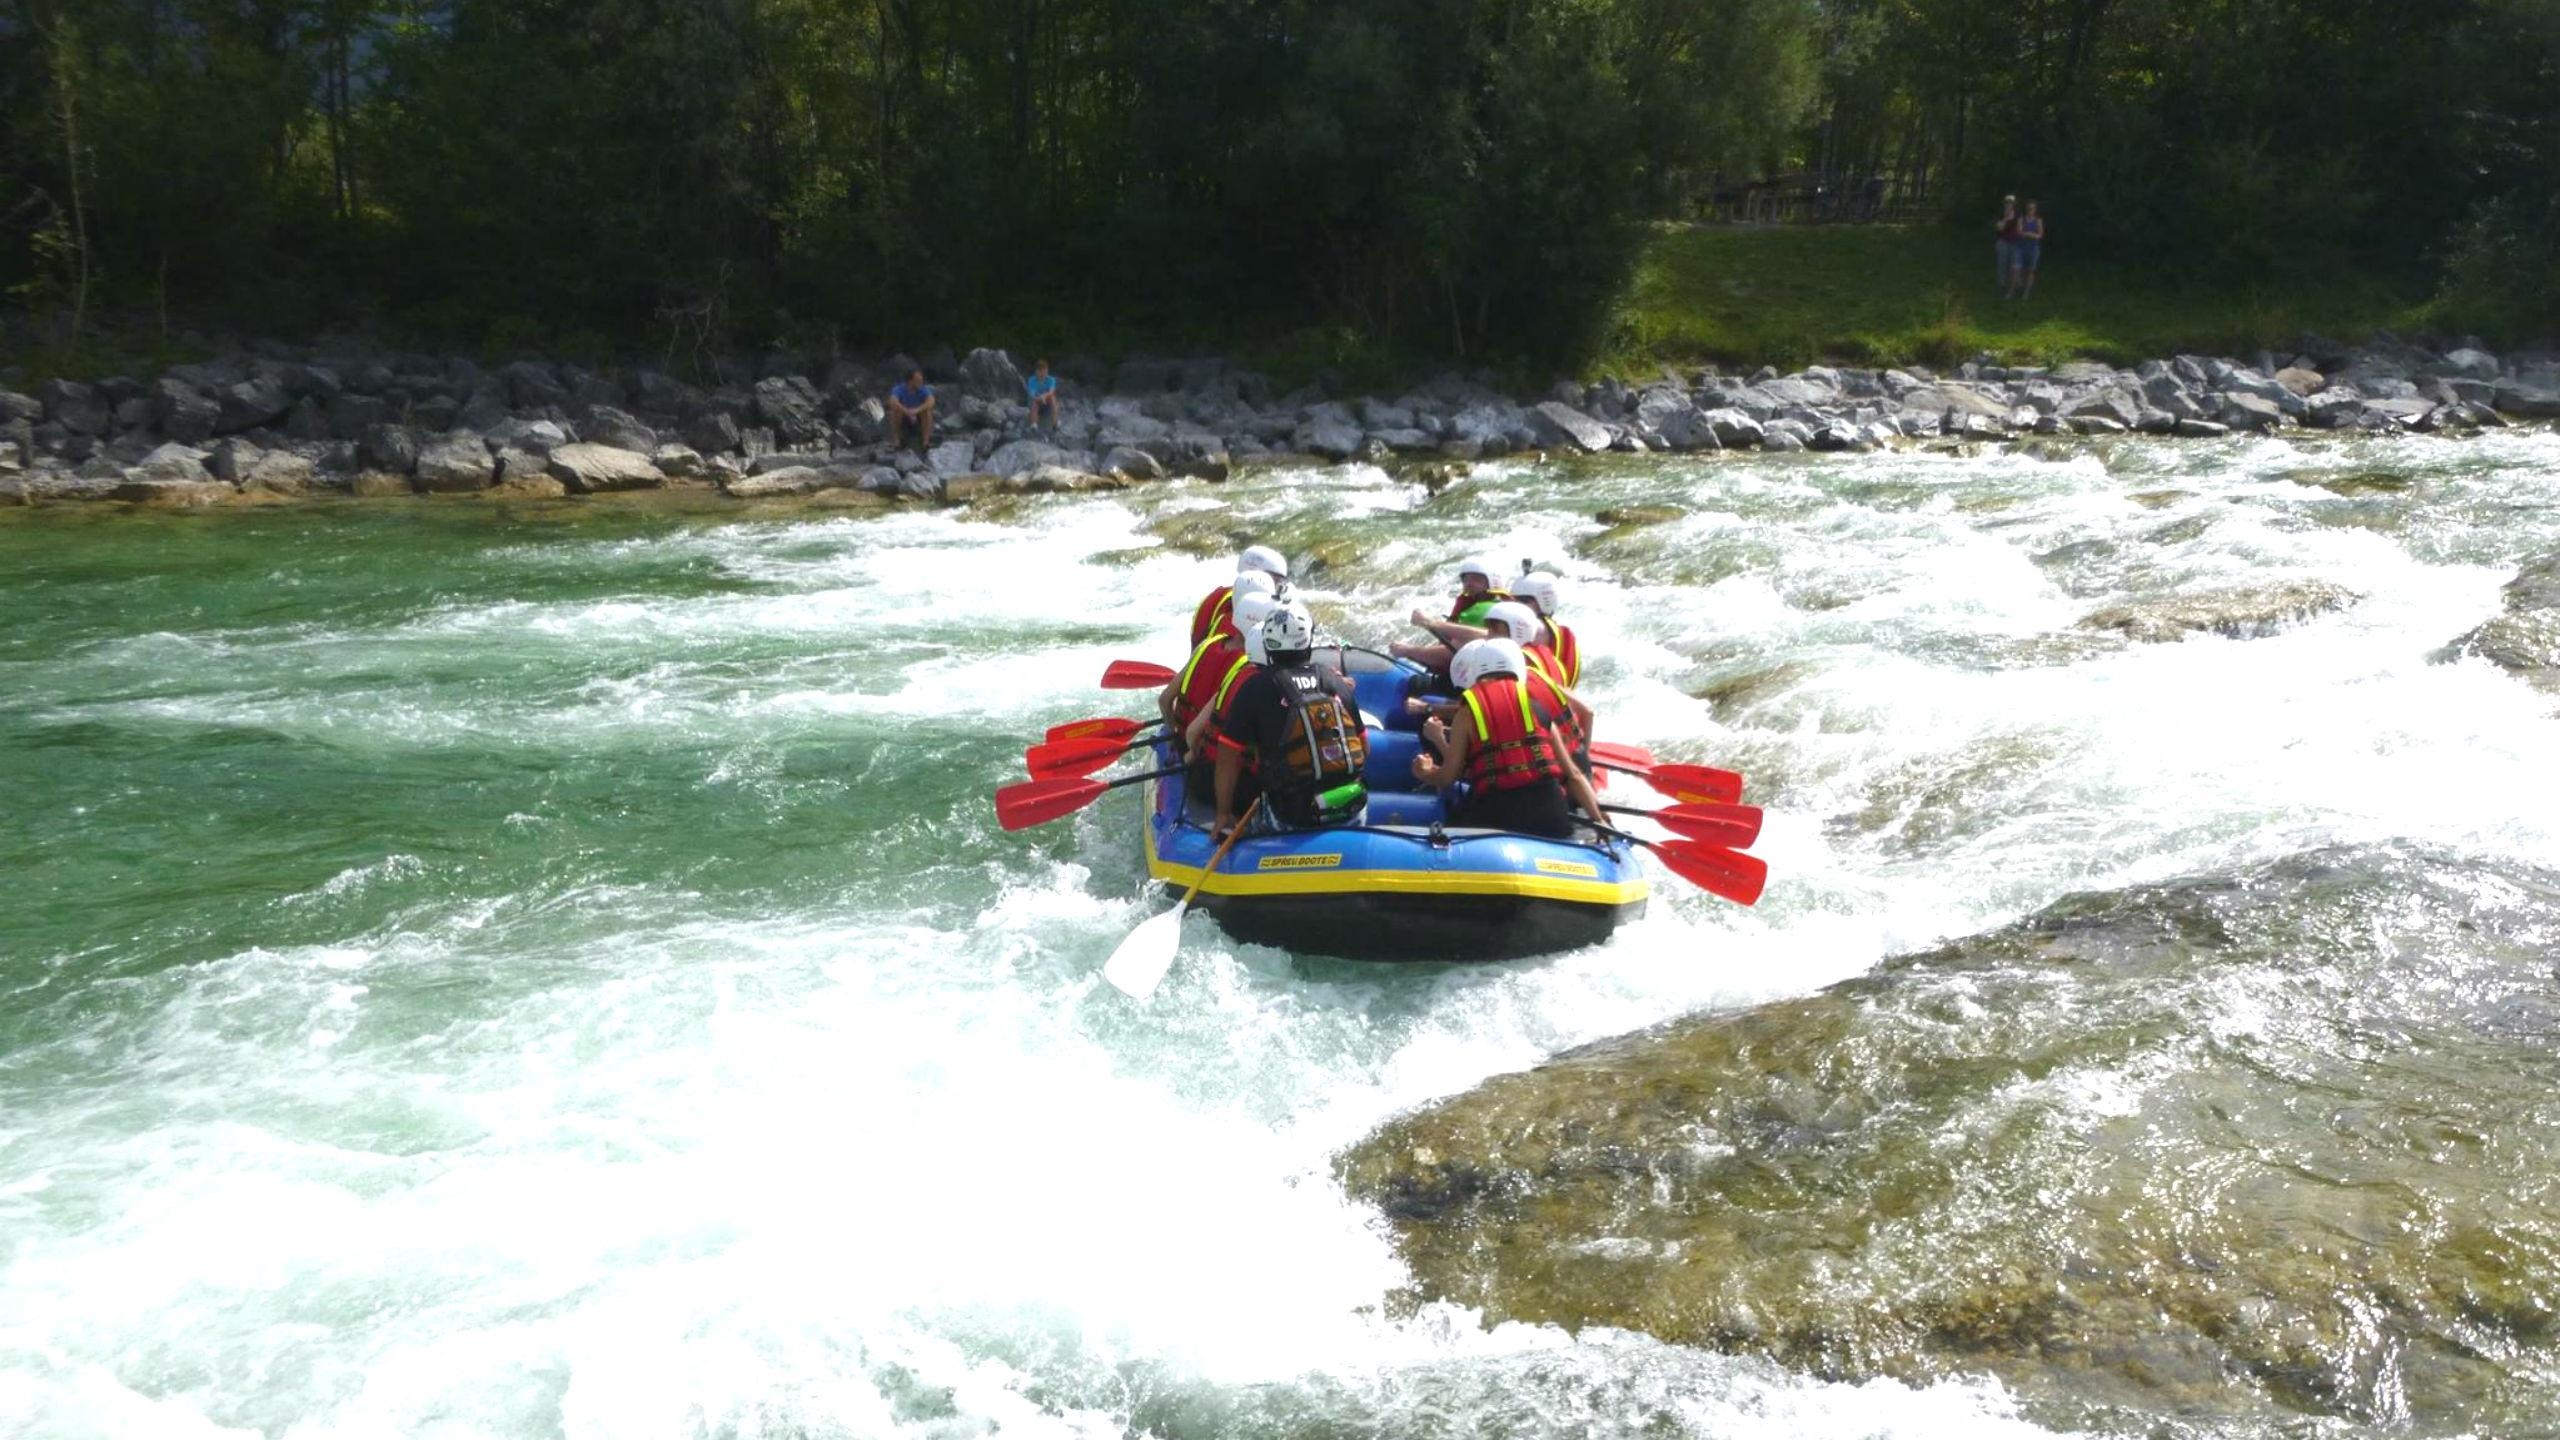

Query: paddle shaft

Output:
[1177, 798, 1261, 913]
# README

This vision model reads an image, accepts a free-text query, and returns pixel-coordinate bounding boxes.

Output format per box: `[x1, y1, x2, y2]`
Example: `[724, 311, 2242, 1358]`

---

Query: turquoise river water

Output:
[4, 431, 2558, 1438]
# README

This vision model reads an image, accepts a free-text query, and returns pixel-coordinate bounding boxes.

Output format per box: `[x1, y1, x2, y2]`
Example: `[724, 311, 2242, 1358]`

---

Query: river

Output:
[4, 430, 2556, 1437]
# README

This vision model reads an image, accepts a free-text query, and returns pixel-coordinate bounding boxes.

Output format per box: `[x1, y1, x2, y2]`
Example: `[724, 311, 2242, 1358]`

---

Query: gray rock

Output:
[2066, 414, 2129, 435]
[685, 411, 743, 455]
[2274, 367, 2326, 397]
[1762, 418, 1812, 451]
[753, 375, 829, 444]
[415, 433, 497, 492]
[2431, 348, 2500, 381]
[2172, 418, 2231, 438]
[361, 423, 419, 473]
[1633, 388, 1715, 450]
[546, 442, 665, 492]
[982, 438, 1071, 477]
[205, 438, 260, 482]
[1100, 445, 1166, 480]
[456, 386, 511, 433]
[581, 405, 658, 453]
[131, 442, 215, 484]
[1294, 405, 1365, 461]
[486, 417, 570, 455]
[0, 390, 42, 425]
[1699, 408, 1764, 447]
[494, 448, 553, 488]
[151, 379, 220, 443]
[2218, 393, 2286, 431]
[959, 347, 1025, 401]
[2081, 581, 2358, 643]
[38, 379, 109, 435]
[501, 361, 568, 408]
[2444, 555, 2560, 690]
[651, 443, 707, 479]
[216, 375, 293, 433]
[722, 465, 839, 498]
[1113, 356, 1178, 395]
[327, 392, 391, 441]
[2064, 389, 2140, 428]
[926, 439, 976, 476]
[2491, 379, 2560, 418]
[1527, 401, 1611, 453]
[241, 451, 315, 495]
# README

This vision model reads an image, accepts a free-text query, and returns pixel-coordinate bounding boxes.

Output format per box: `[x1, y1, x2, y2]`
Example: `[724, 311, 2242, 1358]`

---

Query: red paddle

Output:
[1101, 660, 1177, 690]
[994, 767, 1176, 832]
[1045, 716, 1155, 745]
[1647, 840, 1768, 906]
[1592, 756, 1746, 806]
[1024, 733, 1156, 780]
[1601, 802, 1764, 849]
[1588, 740, 1658, 768]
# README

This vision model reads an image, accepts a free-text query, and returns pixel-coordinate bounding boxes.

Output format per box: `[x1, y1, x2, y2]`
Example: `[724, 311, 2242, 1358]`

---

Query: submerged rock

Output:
[2077, 580, 2357, 643]
[1337, 845, 2560, 1429]
[2443, 554, 2560, 691]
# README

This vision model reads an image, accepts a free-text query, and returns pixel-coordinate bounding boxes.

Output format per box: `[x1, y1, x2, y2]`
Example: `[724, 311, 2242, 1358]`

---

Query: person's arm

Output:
[919, 389, 937, 412]
[1552, 730, 1604, 820]
[1158, 680, 1180, 741]
[1185, 704, 1218, 754]
[1554, 682, 1594, 739]
[1426, 618, 1489, 646]
[1414, 719, 1468, 790]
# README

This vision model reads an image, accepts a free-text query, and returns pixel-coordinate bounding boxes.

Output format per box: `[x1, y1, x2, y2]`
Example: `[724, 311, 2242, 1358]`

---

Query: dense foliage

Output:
[1, 0, 2554, 363]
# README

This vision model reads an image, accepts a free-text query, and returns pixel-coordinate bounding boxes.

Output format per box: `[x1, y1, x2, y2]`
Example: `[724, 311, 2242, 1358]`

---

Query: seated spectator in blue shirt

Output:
[1025, 359, 1060, 432]
[888, 369, 936, 450]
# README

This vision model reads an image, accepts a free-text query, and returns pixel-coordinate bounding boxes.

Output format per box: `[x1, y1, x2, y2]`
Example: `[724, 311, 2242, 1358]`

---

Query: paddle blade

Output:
[1102, 905, 1188, 999]
[1101, 660, 1177, 690]
[1645, 763, 1746, 806]
[1654, 802, 1764, 848]
[1025, 736, 1135, 779]
[1589, 740, 1658, 768]
[1651, 842, 1768, 906]
[993, 775, 1108, 831]
[1046, 716, 1148, 745]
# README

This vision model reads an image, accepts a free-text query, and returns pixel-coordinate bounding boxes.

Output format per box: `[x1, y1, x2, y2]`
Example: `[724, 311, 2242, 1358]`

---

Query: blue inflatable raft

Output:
[1142, 646, 1649, 961]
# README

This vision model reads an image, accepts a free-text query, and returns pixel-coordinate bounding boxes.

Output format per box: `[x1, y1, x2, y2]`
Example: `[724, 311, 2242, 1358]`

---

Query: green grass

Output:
[1600, 223, 2433, 376]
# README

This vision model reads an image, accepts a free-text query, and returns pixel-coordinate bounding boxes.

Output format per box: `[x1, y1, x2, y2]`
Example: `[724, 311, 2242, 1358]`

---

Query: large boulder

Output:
[151, 379, 221, 443]
[2443, 555, 2560, 691]
[981, 438, 1071, 477]
[721, 464, 839, 498]
[37, 379, 110, 436]
[1699, 408, 1764, 447]
[752, 375, 828, 444]
[2064, 388, 2141, 428]
[580, 405, 658, 453]
[2430, 348, 2500, 381]
[926, 439, 976, 476]
[215, 375, 293, 433]
[2218, 392, 2286, 431]
[2491, 377, 2560, 418]
[545, 441, 665, 492]
[242, 451, 317, 496]
[1100, 444, 1167, 480]
[959, 347, 1026, 401]
[1632, 387, 1715, 451]
[684, 411, 743, 455]
[1293, 405, 1365, 461]
[486, 416, 570, 455]
[1527, 401, 1611, 453]
[500, 360, 569, 409]
[414, 433, 497, 492]
[360, 423, 419, 474]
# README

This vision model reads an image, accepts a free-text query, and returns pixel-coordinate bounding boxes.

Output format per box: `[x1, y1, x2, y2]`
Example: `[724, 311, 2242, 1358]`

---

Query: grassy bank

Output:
[1600, 223, 2433, 376]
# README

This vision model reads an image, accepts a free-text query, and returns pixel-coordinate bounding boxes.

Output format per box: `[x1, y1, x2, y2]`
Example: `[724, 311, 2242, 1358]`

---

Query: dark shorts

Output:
[2014, 240, 2041, 270]
[1452, 780, 1574, 839]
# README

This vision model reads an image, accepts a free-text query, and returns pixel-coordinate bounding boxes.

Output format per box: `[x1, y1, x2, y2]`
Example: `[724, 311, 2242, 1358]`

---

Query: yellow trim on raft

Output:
[1143, 814, 1650, 905]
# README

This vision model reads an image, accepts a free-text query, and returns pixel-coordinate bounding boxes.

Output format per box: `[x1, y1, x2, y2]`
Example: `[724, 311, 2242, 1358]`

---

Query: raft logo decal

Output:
[1258, 853, 1345, 870]
[1534, 858, 1600, 878]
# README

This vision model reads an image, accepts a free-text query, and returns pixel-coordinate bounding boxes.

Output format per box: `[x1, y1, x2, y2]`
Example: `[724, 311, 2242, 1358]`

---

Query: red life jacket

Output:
[1461, 676, 1563, 793]
[1206, 658, 1263, 759]
[1520, 656, 1587, 758]
[1173, 632, 1247, 733]
[1190, 585, 1234, 648]
[1544, 622, 1581, 688]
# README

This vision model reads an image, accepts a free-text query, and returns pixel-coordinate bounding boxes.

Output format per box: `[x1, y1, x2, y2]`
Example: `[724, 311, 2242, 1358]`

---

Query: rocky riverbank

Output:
[4, 334, 2558, 510]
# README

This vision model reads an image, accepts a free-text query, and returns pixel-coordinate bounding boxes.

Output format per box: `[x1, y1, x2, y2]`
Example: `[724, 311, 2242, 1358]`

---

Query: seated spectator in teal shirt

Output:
[1025, 359, 1060, 432]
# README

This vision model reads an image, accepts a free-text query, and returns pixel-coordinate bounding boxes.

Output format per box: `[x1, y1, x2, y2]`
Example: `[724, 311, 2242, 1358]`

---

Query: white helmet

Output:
[1231, 569, 1277, 601]
[1482, 601, 1542, 645]
[1450, 637, 1526, 692]
[1510, 573, 1560, 616]
[1231, 591, 1279, 658]
[1259, 598, 1315, 660]
[1238, 544, 1289, 581]
[1457, 556, 1501, 587]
